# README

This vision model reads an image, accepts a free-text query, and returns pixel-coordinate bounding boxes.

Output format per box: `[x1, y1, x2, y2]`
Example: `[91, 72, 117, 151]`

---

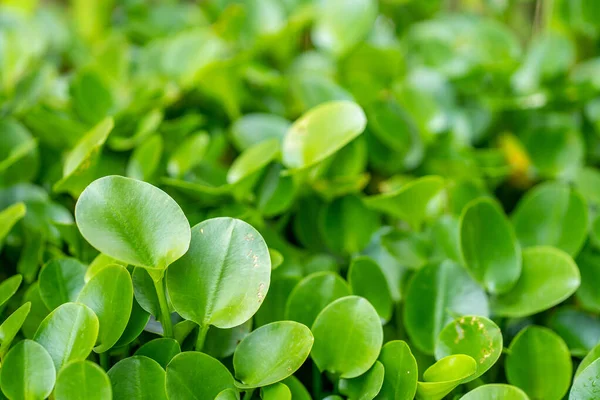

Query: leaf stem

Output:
[195, 323, 209, 352]
[244, 388, 255, 399]
[153, 277, 173, 338]
[312, 363, 322, 399]
[99, 352, 109, 371]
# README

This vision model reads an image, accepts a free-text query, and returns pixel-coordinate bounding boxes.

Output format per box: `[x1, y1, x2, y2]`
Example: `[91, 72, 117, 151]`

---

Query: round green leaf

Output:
[261, 383, 291, 400]
[547, 307, 600, 357]
[282, 101, 366, 170]
[234, 321, 313, 388]
[108, 356, 167, 400]
[215, 389, 240, 400]
[311, 296, 383, 379]
[0, 274, 22, 309]
[85, 254, 126, 283]
[505, 325, 571, 400]
[76, 265, 133, 353]
[416, 355, 477, 400]
[34, 302, 99, 371]
[285, 271, 351, 327]
[227, 138, 280, 184]
[460, 384, 528, 400]
[571, 358, 600, 399]
[459, 198, 521, 294]
[167, 217, 271, 329]
[0, 303, 31, 358]
[339, 360, 384, 400]
[348, 257, 393, 323]
[166, 352, 235, 400]
[39, 258, 87, 311]
[491, 246, 580, 317]
[511, 181, 588, 256]
[376, 341, 417, 400]
[54, 360, 112, 400]
[435, 316, 502, 382]
[404, 260, 489, 354]
[75, 175, 191, 273]
[135, 338, 181, 369]
[0, 340, 55, 400]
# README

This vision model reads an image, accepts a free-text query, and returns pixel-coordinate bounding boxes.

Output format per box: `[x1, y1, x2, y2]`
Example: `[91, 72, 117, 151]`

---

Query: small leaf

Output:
[435, 316, 502, 382]
[22, 283, 50, 339]
[0, 274, 23, 308]
[459, 198, 521, 294]
[575, 250, 600, 313]
[127, 134, 163, 181]
[227, 138, 280, 184]
[376, 341, 417, 400]
[338, 360, 384, 400]
[230, 113, 290, 152]
[135, 338, 181, 368]
[416, 355, 477, 400]
[54, 360, 112, 400]
[0, 303, 31, 358]
[460, 384, 528, 400]
[167, 218, 270, 329]
[261, 383, 291, 400]
[505, 326, 571, 400]
[38, 258, 87, 311]
[491, 246, 580, 317]
[348, 257, 393, 323]
[132, 267, 160, 317]
[34, 302, 98, 371]
[75, 175, 191, 273]
[167, 132, 210, 178]
[0, 203, 26, 248]
[234, 321, 313, 388]
[215, 389, 240, 400]
[311, 296, 383, 379]
[76, 265, 133, 353]
[165, 352, 235, 400]
[0, 340, 55, 400]
[108, 356, 167, 400]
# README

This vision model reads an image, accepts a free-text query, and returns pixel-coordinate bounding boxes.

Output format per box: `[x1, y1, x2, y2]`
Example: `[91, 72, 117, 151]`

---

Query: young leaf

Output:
[75, 175, 191, 274]
[416, 355, 477, 400]
[226, 138, 280, 184]
[34, 302, 99, 371]
[261, 383, 291, 400]
[0, 302, 31, 358]
[108, 356, 167, 400]
[376, 341, 417, 400]
[38, 258, 87, 310]
[311, 296, 383, 379]
[459, 198, 521, 294]
[0, 203, 26, 248]
[22, 283, 50, 339]
[338, 360, 384, 400]
[132, 267, 160, 317]
[113, 299, 150, 348]
[167, 218, 271, 329]
[54, 360, 112, 400]
[283, 376, 312, 400]
[0, 340, 55, 400]
[135, 338, 181, 368]
[126, 134, 163, 181]
[460, 384, 529, 400]
[230, 113, 290, 152]
[0, 274, 22, 308]
[234, 321, 313, 388]
[348, 257, 393, 323]
[215, 389, 240, 400]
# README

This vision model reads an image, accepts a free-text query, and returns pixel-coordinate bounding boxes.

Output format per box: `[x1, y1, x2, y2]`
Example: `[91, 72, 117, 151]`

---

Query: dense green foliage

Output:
[2, 0, 600, 399]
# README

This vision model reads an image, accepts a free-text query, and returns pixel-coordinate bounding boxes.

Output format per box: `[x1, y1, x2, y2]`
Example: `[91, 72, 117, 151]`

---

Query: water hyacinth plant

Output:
[2, 0, 600, 399]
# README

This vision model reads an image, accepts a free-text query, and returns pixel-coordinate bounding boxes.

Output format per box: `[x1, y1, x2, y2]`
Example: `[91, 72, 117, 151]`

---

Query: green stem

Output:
[153, 277, 173, 338]
[312, 364, 322, 399]
[195, 324, 209, 352]
[99, 352, 109, 371]
[244, 388, 255, 399]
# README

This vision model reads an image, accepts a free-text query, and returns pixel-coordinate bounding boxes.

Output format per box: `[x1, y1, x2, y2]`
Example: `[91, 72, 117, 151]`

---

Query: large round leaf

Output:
[491, 246, 580, 317]
[107, 356, 167, 400]
[460, 384, 528, 400]
[76, 265, 133, 353]
[459, 198, 521, 294]
[75, 175, 191, 274]
[285, 271, 351, 327]
[234, 321, 313, 388]
[348, 257, 393, 323]
[0, 340, 55, 400]
[167, 217, 271, 329]
[571, 358, 600, 399]
[505, 326, 571, 400]
[416, 355, 477, 400]
[511, 181, 588, 256]
[282, 101, 366, 170]
[54, 360, 112, 400]
[34, 302, 99, 371]
[311, 296, 383, 379]
[403, 260, 489, 354]
[338, 360, 384, 400]
[166, 352, 235, 400]
[38, 258, 87, 310]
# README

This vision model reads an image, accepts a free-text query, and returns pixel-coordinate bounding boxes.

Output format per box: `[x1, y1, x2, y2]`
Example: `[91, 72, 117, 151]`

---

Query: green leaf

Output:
[215, 389, 240, 400]
[255, 276, 299, 328]
[113, 298, 150, 348]
[85, 254, 125, 282]
[0, 119, 39, 186]
[416, 355, 477, 400]
[75, 175, 191, 273]
[167, 132, 210, 178]
[38, 258, 87, 311]
[132, 267, 160, 317]
[0, 303, 31, 358]
[167, 217, 271, 329]
[234, 321, 313, 388]
[22, 283, 50, 339]
[575, 250, 600, 313]
[364, 176, 445, 230]
[547, 307, 600, 357]
[460, 384, 529, 400]
[165, 352, 235, 400]
[33, 302, 98, 371]
[261, 383, 291, 400]
[339, 360, 384, 400]
[109, 109, 163, 151]
[348, 257, 393, 323]
[204, 319, 252, 359]
[76, 265, 133, 353]
[127, 134, 163, 181]
[54, 360, 112, 400]
[282, 101, 366, 170]
[311, 296, 383, 379]
[571, 358, 600, 400]
[0, 274, 22, 309]
[435, 316, 502, 382]
[404, 261, 489, 354]
[0, 340, 55, 400]
[285, 271, 351, 327]
[283, 376, 311, 400]
[108, 356, 167, 400]
[0, 203, 26, 249]
[135, 338, 181, 368]
[227, 138, 280, 184]
[376, 341, 417, 400]
[459, 198, 521, 294]
[505, 326, 571, 400]
[511, 181, 588, 256]
[230, 113, 290, 152]
[491, 246, 580, 317]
